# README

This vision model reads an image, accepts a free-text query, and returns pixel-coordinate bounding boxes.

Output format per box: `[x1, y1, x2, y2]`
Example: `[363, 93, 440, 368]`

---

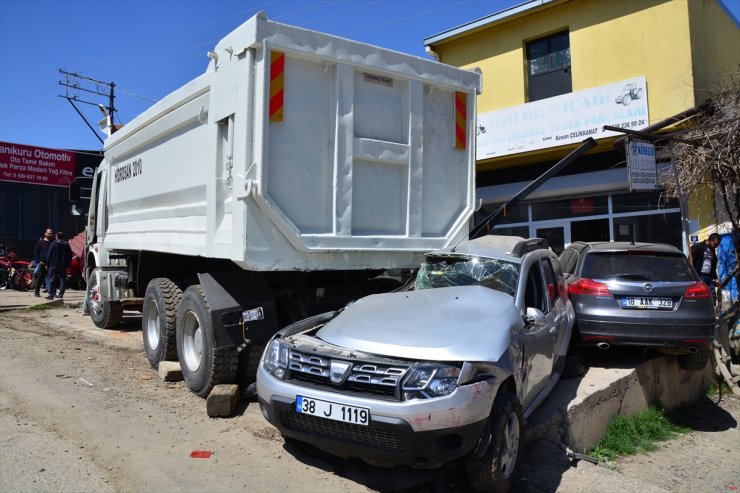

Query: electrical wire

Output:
[7, 99, 66, 136]
[274, 0, 340, 22]
[297, 0, 383, 27]
[344, 0, 473, 35]
[96, 2, 275, 68]
[0, 71, 58, 115]
[114, 87, 158, 103]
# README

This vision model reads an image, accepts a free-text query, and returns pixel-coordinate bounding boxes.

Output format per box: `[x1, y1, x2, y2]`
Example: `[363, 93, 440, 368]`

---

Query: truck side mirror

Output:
[69, 180, 81, 202]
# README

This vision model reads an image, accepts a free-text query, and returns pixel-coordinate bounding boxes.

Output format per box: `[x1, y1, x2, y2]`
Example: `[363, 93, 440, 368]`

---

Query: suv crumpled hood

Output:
[316, 285, 522, 362]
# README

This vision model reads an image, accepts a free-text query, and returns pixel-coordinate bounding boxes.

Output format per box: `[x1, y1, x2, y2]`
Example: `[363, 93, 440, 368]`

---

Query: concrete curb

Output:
[525, 353, 713, 453]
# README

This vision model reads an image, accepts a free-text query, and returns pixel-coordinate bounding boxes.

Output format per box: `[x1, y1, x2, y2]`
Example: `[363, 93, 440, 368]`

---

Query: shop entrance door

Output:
[535, 223, 568, 255]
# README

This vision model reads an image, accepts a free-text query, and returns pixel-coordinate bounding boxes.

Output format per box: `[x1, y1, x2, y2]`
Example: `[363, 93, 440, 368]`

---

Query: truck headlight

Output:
[262, 340, 289, 380]
[402, 364, 460, 400]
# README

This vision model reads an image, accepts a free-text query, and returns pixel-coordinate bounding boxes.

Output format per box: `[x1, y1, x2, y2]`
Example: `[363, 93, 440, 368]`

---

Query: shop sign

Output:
[626, 137, 657, 190]
[476, 76, 649, 159]
[0, 141, 77, 187]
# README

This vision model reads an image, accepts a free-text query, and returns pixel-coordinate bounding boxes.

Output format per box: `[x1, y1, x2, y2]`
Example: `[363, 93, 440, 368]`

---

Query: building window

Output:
[527, 31, 571, 102]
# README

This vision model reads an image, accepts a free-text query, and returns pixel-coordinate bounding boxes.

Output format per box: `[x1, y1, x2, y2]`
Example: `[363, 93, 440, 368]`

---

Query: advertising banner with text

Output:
[0, 141, 77, 187]
[476, 76, 649, 159]
[626, 137, 657, 190]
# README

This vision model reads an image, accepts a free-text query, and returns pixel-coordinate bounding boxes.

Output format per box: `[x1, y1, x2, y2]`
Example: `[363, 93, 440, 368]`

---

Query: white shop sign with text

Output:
[626, 137, 657, 190]
[476, 76, 649, 159]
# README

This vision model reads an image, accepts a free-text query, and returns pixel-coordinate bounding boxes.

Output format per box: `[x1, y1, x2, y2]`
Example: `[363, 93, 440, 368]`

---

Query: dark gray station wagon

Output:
[560, 241, 715, 369]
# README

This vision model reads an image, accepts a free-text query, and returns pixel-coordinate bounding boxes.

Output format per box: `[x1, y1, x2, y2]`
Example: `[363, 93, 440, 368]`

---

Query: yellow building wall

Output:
[688, 0, 740, 105]
[686, 1, 738, 231]
[433, 0, 739, 230]
[435, 0, 698, 130]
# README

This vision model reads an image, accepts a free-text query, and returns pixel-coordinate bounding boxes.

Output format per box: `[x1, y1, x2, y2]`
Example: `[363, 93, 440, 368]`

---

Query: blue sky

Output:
[1, 0, 738, 152]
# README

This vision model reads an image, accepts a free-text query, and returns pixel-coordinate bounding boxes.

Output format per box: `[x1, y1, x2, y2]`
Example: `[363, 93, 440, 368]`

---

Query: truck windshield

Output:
[415, 256, 519, 297]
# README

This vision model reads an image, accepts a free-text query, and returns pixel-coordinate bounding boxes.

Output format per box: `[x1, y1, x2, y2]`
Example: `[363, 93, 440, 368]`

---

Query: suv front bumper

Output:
[257, 366, 498, 468]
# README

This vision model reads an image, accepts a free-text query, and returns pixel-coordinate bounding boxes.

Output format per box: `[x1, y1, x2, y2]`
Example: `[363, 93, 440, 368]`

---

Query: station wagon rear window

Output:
[415, 256, 519, 297]
[581, 252, 694, 282]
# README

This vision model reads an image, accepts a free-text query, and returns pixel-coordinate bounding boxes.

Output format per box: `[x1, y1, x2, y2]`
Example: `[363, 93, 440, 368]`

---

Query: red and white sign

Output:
[0, 141, 77, 187]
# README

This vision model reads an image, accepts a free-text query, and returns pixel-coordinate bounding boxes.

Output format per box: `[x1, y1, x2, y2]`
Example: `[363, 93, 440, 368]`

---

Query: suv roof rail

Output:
[511, 238, 549, 257]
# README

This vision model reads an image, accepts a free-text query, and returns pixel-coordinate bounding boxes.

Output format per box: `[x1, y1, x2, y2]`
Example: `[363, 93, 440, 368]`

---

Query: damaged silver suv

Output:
[256, 236, 574, 492]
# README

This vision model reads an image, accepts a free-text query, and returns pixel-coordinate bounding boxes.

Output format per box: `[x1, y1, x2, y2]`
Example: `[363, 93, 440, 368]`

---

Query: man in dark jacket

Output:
[690, 233, 720, 306]
[45, 231, 73, 300]
[33, 228, 54, 297]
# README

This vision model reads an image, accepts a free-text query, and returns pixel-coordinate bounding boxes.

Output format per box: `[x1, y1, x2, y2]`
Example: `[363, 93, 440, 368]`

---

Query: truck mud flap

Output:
[198, 271, 279, 350]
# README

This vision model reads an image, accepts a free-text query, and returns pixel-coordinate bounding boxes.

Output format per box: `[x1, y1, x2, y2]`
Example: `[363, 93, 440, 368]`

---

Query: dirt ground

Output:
[0, 301, 738, 492]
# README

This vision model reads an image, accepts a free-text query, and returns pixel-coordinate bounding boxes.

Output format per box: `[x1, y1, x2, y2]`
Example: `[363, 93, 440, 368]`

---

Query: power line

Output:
[274, 0, 341, 22]
[115, 87, 158, 103]
[0, 71, 57, 116]
[9, 99, 65, 136]
[344, 0, 473, 35]
[297, 0, 384, 27]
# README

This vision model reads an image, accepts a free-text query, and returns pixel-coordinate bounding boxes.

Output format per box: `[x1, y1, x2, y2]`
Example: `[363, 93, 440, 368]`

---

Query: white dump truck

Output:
[82, 12, 480, 397]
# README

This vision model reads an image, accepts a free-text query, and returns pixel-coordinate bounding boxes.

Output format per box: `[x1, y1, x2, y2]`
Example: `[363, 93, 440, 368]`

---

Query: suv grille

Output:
[286, 349, 409, 400]
[281, 411, 407, 452]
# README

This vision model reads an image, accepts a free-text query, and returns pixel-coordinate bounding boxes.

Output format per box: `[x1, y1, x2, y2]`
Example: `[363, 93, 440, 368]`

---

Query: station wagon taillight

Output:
[684, 282, 711, 299]
[568, 278, 611, 296]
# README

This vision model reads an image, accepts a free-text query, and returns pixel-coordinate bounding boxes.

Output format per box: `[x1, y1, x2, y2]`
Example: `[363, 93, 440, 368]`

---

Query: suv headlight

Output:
[262, 340, 289, 380]
[402, 364, 461, 400]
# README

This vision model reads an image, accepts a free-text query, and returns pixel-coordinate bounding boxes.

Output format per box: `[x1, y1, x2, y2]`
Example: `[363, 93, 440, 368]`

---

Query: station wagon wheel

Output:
[466, 392, 523, 492]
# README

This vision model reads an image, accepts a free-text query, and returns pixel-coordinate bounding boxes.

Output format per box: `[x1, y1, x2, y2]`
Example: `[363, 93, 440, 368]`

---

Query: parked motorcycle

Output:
[0, 244, 35, 291]
[66, 255, 86, 290]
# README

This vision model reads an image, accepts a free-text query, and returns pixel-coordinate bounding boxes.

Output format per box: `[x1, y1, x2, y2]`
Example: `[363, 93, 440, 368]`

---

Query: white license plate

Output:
[620, 296, 673, 310]
[296, 396, 370, 426]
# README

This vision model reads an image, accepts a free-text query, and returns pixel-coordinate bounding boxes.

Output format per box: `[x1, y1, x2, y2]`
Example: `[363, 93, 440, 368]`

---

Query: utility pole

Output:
[58, 69, 117, 145]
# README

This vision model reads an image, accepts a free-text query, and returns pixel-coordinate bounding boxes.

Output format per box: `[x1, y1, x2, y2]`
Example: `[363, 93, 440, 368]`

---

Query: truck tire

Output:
[87, 271, 123, 329]
[239, 342, 267, 387]
[466, 392, 523, 493]
[142, 278, 183, 368]
[176, 284, 238, 397]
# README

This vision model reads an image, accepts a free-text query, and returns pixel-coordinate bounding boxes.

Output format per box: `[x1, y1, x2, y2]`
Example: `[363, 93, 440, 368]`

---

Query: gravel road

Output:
[0, 302, 738, 492]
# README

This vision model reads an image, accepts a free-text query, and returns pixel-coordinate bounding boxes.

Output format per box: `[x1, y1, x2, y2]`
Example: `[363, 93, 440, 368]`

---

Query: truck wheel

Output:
[87, 271, 123, 329]
[677, 349, 710, 370]
[466, 393, 523, 493]
[142, 278, 183, 368]
[176, 285, 238, 397]
[239, 342, 267, 387]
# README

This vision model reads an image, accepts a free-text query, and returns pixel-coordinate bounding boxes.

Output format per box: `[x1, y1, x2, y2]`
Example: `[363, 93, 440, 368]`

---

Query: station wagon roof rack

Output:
[510, 238, 549, 257]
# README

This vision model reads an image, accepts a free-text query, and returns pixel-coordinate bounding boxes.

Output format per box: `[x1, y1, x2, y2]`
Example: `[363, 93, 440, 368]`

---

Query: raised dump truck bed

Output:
[84, 12, 481, 397]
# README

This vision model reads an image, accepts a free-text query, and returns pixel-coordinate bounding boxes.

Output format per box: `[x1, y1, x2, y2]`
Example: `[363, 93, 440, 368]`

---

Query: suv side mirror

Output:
[525, 307, 545, 327]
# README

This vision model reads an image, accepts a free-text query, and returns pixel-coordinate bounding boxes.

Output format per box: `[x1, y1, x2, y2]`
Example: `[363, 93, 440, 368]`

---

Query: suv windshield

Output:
[582, 252, 694, 282]
[415, 256, 519, 297]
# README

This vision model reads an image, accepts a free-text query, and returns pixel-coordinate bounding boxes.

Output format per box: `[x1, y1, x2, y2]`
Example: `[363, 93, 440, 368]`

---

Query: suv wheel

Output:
[466, 393, 523, 492]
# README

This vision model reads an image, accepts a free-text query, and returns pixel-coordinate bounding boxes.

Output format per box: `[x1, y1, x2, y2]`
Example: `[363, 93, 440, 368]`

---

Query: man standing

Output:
[45, 231, 72, 300]
[32, 228, 54, 298]
[690, 232, 720, 306]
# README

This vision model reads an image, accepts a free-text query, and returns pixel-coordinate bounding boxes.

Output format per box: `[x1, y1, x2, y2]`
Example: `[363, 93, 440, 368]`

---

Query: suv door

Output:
[520, 256, 555, 407]
[542, 256, 569, 370]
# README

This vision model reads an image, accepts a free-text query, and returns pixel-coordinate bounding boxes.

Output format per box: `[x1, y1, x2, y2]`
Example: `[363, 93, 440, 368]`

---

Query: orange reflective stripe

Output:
[455, 92, 466, 149]
[269, 51, 284, 122]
